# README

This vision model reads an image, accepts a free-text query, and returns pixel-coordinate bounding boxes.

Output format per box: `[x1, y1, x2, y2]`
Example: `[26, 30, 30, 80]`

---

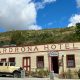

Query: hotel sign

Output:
[0, 42, 80, 54]
[48, 52, 58, 56]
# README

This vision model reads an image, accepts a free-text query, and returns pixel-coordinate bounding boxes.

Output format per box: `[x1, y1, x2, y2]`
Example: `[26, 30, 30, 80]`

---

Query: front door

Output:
[51, 56, 59, 73]
[23, 57, 31, 71]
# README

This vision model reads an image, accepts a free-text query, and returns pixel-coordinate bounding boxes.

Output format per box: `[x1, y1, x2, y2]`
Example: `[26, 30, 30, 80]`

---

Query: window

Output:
[10, 62, 15, 66]
[5, 62, 8, 66]
[8, 57, 15, 66]
[36, 56, 44, 68]
[9, 57, 15, 62]
[0, 62, 3, 66]
[1, 58, 6, 62]
[66, 55, 75, 68]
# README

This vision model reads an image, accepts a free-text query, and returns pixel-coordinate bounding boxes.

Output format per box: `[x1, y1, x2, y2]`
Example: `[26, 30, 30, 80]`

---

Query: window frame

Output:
[36, 56, 44, 68]
[8, 57, 15, 62]
[8, 57, 15, 65]
[0, 62, 3, 66]
[66, 54, 75, 68]
[1, 58, 6, 62]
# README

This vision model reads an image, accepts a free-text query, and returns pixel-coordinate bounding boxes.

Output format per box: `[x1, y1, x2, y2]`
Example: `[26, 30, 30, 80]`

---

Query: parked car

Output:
[0, 62, 24, 78]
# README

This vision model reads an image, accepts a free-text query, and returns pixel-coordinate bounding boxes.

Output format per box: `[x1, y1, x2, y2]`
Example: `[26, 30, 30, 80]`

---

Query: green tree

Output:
[75, 23, 80, 40]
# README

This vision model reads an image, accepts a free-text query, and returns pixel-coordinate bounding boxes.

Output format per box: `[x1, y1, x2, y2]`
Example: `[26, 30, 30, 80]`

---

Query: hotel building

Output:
[0, 42, 80, 74]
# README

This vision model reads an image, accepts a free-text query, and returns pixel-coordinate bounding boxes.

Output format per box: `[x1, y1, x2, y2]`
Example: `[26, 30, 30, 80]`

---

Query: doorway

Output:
[23, 57, 31, 71]
[51, 56, 59, 73]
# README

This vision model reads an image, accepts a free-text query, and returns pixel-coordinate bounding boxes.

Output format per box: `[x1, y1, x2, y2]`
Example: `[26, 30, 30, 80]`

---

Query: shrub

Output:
[78, 69, 80, 79]
[66, 69, 72, 79]
[59, 69, 78, 79]
[31, 69, 49, 78]
[59, 72, 66, 79]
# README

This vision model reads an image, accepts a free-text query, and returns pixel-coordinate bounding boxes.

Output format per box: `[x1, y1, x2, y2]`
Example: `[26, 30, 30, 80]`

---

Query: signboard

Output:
[48, 52, 58, 56]
[0, 42, 79, 54]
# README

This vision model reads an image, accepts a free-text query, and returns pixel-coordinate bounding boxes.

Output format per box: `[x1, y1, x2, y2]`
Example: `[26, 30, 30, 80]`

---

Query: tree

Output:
[75, 23, 80, 40]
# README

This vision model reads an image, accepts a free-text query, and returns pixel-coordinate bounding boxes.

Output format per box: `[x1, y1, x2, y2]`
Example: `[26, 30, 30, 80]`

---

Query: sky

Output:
[0, 0, 80, 32]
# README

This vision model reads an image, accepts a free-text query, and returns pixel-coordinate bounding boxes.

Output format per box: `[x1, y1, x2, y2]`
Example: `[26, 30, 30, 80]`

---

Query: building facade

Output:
[0, 42, 80, 74]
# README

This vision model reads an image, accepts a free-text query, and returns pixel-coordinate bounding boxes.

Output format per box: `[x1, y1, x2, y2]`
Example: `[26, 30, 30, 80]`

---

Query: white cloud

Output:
[68, 14, 80, 27]
[43, 0, 56, 3]
[28, 24, 42, 30]
[0, 0, 42, 31]
[35, 2, 45, 10]
[76, 0, 80, 8]
[0, 0, 56, 31]
[35, 0, 56, 10]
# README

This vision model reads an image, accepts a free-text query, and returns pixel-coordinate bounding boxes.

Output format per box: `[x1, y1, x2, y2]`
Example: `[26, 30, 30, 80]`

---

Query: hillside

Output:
[0, 26, 79, 46]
